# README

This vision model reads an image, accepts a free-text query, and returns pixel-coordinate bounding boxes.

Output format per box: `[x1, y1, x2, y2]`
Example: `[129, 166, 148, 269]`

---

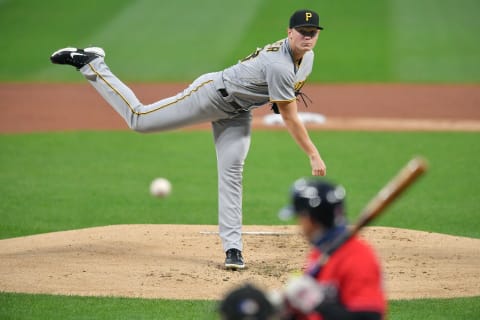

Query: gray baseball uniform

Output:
[80, 38, 314, 252]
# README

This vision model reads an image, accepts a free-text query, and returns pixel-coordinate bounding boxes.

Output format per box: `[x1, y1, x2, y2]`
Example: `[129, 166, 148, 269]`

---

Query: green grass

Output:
[1, 131, 479, 239]
[0, 131, 217, 238]
[389, 296, 480, 320]
[1, 292, 479, 320]
[1, 0, 479, 82]
[313, 1, 392, 82]
[0, 292, 218, 320]
[390, 0, 480, 82]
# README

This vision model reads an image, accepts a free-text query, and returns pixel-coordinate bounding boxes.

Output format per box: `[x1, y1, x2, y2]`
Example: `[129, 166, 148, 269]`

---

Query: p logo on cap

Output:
[289, 9, 324, 30]
[305, 12, 312, 22]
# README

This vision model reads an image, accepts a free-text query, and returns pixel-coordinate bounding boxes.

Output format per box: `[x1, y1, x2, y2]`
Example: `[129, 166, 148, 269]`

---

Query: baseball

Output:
[149, 177, 172, 198]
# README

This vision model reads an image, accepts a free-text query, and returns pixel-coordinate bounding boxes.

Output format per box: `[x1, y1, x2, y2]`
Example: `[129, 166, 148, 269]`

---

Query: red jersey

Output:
[303, 235, 386, 320]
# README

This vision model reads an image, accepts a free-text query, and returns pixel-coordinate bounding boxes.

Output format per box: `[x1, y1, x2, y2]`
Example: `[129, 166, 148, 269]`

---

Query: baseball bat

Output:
[309, 156, 428, 276]
[348, 156, 428, 236]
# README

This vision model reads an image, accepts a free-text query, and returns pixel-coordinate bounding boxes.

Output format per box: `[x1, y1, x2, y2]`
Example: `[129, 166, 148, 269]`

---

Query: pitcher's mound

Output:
[0, 224, 479, 300]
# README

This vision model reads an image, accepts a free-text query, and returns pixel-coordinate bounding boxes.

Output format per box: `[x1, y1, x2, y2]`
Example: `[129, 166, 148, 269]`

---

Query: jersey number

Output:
[241, 41, 281, 62]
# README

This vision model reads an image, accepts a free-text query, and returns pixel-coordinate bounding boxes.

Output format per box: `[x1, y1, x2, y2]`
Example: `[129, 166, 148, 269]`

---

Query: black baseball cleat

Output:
[50, 47, 105, 69]
[225, 248, 245, 270]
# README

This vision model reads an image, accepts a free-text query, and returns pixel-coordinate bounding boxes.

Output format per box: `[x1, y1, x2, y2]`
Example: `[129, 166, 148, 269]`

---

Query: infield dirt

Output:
[1, 83, 480, 133]
[1, 225, 479, 300]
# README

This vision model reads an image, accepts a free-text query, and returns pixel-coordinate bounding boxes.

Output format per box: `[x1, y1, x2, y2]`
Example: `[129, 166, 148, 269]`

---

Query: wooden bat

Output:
[349, 156, 428, 235]
[309, 156, 428, 276]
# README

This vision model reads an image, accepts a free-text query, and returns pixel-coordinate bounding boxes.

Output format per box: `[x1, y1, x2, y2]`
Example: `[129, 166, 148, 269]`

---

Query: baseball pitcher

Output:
[50, 9, 327, 270]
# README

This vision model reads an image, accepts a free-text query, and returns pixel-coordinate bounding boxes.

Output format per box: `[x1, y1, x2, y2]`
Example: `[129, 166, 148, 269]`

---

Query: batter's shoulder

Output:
[345, 236, 380, 260]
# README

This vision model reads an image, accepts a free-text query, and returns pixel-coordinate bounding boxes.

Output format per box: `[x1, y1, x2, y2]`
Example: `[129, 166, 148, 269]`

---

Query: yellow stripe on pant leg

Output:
[87, 63, 213, 115]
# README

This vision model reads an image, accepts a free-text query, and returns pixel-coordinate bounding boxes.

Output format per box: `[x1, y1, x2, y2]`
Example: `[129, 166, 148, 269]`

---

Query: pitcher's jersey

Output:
[221, 38, 314, 110]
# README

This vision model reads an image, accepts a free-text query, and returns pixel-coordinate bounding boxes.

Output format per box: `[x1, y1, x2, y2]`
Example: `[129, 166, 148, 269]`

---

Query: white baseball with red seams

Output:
[150, 178, 172, 198]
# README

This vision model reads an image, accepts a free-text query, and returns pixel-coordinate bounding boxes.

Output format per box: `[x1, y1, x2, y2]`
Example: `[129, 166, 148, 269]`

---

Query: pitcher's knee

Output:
[130, 122, 150, 133]
[128, 114, 151, 133]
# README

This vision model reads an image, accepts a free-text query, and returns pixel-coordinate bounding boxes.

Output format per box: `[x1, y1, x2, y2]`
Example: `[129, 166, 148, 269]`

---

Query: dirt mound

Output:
[1, 225, 479, 300]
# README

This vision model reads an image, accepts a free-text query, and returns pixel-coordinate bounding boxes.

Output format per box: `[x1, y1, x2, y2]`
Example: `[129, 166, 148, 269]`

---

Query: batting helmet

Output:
[279, 178, 346, 228]
[219, 283, 275, 320]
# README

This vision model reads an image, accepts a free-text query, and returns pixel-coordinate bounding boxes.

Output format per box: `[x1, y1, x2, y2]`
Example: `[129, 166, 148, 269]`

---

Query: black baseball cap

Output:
[289, 9, 323, 30]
